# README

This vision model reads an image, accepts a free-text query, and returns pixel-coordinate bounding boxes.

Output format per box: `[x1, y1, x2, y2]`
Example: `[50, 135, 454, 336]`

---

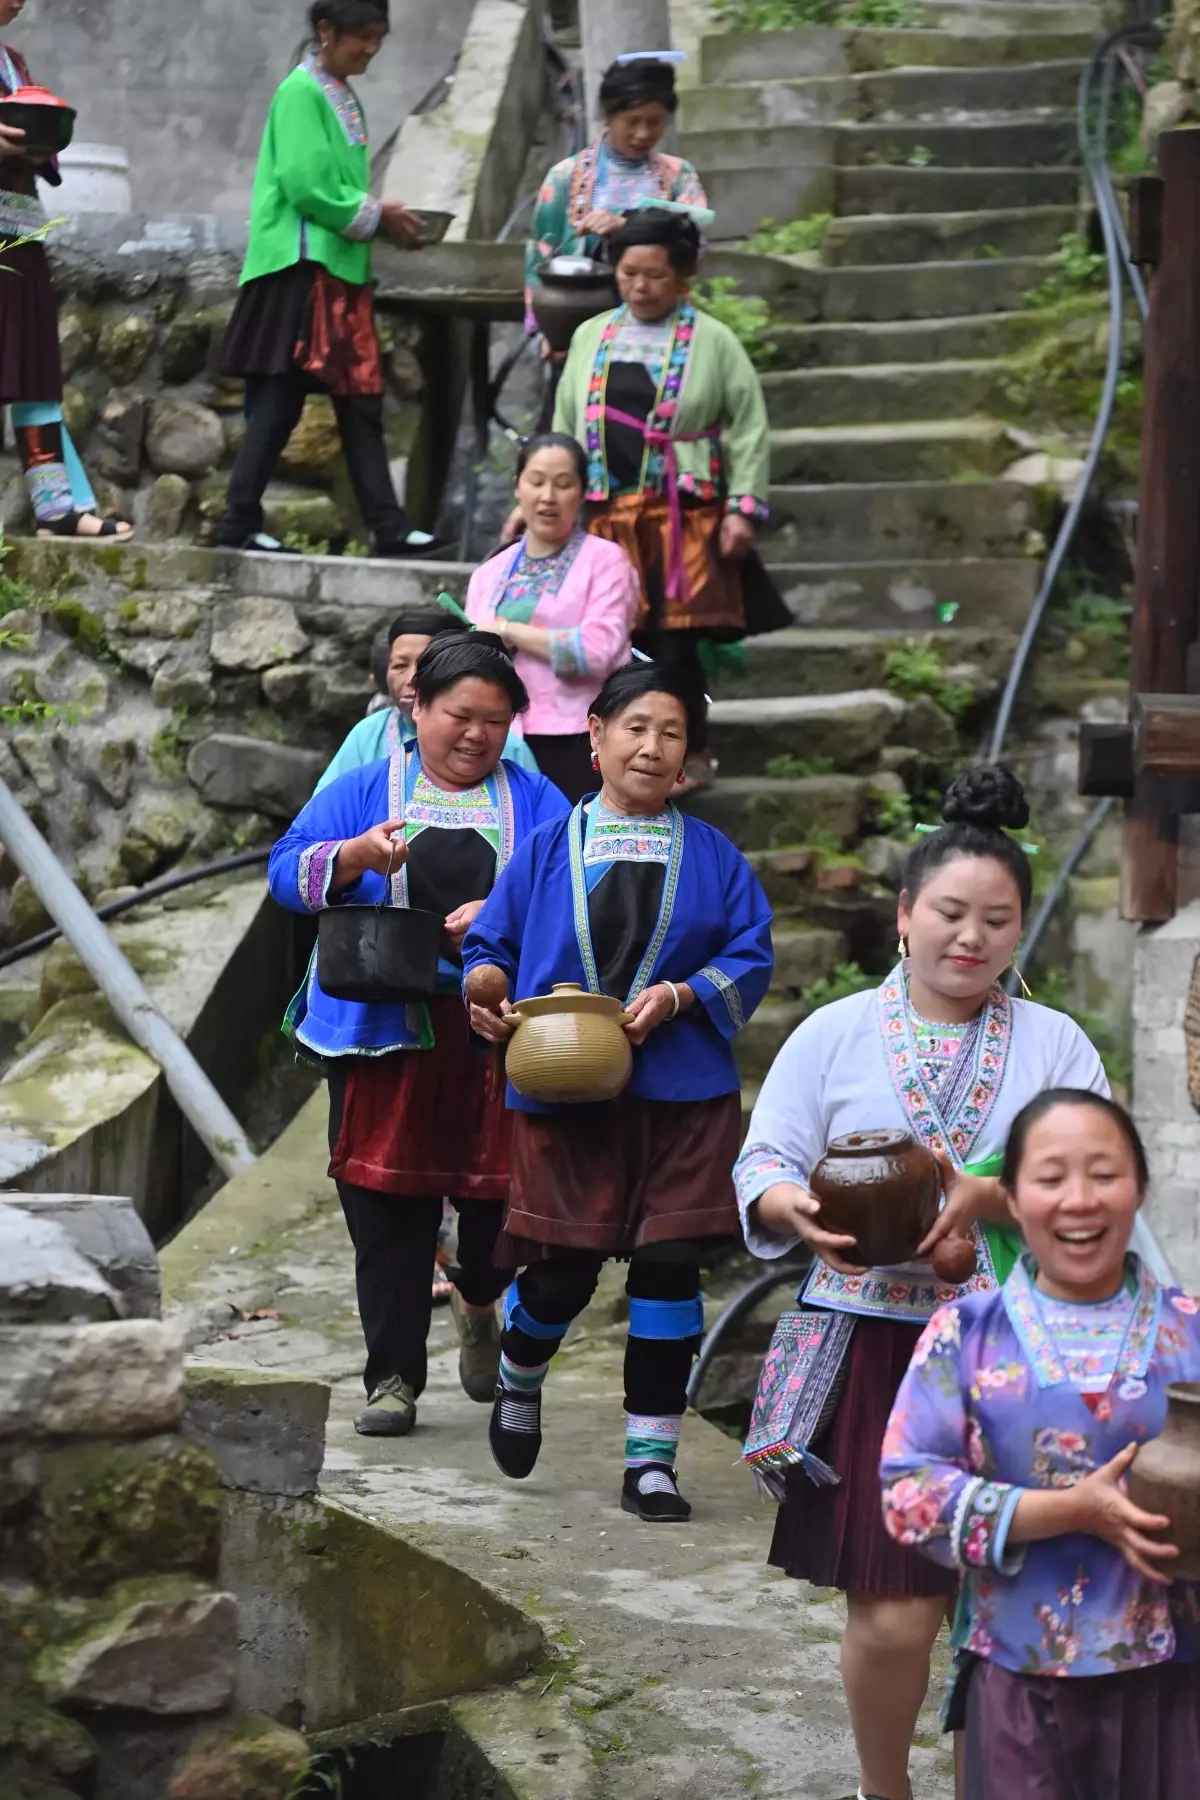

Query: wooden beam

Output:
[1121, 129, 1200, 922]
[1078, 721, 1135, 797]
[1133, 694, 1200, 774]
[1129, 175, 1165, 268]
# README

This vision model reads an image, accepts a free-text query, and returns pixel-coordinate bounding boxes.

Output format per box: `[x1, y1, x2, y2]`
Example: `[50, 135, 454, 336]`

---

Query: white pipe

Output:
[0, 779, 256, 1180]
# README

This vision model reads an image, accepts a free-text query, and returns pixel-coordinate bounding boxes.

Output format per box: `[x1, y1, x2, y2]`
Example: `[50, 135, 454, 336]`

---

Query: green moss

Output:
[46, 598, 106, 658]
[93, 547, 126, 578]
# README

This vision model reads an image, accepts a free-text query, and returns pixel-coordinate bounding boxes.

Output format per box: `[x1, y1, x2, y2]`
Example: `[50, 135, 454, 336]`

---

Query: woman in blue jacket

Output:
[463, 660, 773, 1520]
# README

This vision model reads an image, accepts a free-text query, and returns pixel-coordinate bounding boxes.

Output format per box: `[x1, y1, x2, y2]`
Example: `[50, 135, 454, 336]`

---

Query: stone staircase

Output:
[671, 1, 1104, 1100]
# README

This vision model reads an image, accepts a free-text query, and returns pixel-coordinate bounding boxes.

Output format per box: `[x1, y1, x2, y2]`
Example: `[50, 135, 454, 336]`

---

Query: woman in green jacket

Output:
[217, 0, 432, 557]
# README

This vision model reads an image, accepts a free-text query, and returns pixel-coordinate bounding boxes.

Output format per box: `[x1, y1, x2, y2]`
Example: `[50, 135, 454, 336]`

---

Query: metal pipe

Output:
[0, 779, 257, 1179]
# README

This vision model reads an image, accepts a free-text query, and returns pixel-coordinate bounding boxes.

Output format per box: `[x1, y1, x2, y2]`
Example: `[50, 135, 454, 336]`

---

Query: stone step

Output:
[736, 999, 808, 1084]
[823, 205, 1076, 268]
[684, 773, 869, 851]
[699, 25, 1097, 85]
[817, 255, 1053, 322]
[836, 163, 1080, 216]
[681, 61, 1083, 133]
[702, 165, 835, 241]
[920, 0, 1100, 30]
[708, 688, 908, 774]
[764, 310, 1052, 368]
[766, 478, 1036, 561]
[761, 358, 1013, 428]
[712, 626, 1015, 696]
[838, 114, 1077, 169]
[770, 419, 1014, 484]
[769, 923, 849, 994]
[764, 559, 1038, 630]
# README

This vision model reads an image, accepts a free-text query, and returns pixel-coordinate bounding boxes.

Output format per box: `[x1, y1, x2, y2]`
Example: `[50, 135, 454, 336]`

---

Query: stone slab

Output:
[2, 1193, 161, 1319]
[39, 1578, 237, 1715]
[0, 1203, 122, 1323]
[0, 1319, 185, 1441]
[184, 1367, 330, 1498]
[186, 734, 324, 819]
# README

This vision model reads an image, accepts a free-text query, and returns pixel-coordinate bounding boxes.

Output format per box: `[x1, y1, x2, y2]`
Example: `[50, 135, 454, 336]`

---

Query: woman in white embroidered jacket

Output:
[734, 765, 1115, 1800]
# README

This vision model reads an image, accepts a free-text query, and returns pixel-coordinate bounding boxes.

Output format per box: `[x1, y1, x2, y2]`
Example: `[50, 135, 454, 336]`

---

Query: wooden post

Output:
[1121, 129, 1200, 923]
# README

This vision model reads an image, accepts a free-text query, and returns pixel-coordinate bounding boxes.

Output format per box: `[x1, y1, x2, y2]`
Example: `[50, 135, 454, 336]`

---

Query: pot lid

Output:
[825, 1129, 917, 1156]
[2, 84, 74, 110]
[513, 983, 625, 1018]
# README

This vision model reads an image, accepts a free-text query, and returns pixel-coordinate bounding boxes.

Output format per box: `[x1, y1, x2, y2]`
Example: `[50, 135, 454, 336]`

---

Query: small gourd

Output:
[465, 964, 510, 1010]
[930, 1234, 978, 1285]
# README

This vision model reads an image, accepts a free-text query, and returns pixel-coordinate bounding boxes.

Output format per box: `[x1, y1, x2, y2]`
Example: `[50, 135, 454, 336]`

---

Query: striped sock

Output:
[625, 1413, 682, 1473]
[497, 1350, 547, 1435]
[499, 1351, 548, 1395]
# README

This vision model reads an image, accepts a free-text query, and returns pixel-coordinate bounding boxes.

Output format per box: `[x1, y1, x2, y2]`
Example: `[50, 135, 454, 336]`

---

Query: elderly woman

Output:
[553, 208, 786, 788]
[467, 433, 639, 802]
[269, 635, 568, 1437]
[317, 601, 538, 792]
[0, 4, 130, 538]
[525, 53, 707, 343]
[216, 0, 434, 557]
[463, 660, 773, 1520]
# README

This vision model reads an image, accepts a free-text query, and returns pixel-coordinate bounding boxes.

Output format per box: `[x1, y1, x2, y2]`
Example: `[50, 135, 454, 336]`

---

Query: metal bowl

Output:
[409, 208, 454, 247]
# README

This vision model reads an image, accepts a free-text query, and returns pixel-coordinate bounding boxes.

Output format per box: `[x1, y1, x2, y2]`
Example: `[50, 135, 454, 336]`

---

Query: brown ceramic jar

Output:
[505, 983, 633, 1105]
[1127, 1382, 1200, 1580]
[809, 1129, 941, 1269]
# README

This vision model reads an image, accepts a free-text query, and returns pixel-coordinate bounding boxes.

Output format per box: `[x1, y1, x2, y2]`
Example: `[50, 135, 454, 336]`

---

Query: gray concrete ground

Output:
[18, 0, 475, 214]
[165, 1093, 955, 1799]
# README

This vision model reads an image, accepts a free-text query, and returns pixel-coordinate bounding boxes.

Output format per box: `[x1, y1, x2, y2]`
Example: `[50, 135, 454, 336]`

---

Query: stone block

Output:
[144, 473, 191, 541]
[38, 1578, 237, 1715]
[166, 1715, 309, 1800]
[98, 315, 155, 383]
[0, 1320, 185, 1441]
[261, 486, 343, 546]
[209, 597, 310, 672]
[0, 1205, 120, 1324]
[2, 1194, 161, 1318]
[259, 663, 312, 710]
[153, 659, 216, 711]
[161, 314, 215, 385]
[34, 1436, 220, 1593]
[184, 1368, 329, 1498]
[147, 400, 225, 479]
[94, 393, 147, 486]
[115, 592, 204, 640]
[280, 395, 341, 479]
[186, 734, 323, 819]
[87, 735, 138, 807]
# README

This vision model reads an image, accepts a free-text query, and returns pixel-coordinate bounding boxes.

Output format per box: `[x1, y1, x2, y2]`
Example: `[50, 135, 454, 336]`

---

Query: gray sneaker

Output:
[452, 1291, 501, 1402]
[354, 1376, 416, 1436]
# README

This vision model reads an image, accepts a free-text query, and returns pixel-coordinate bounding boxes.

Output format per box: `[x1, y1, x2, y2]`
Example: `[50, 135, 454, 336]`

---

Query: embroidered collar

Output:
[876, 963, 1011, 1170]
[568, 135, 674, 229]
[384, 746, 514, 904]
[1004, 1254, 1162, 1390]
[494, 527, 588, 624]
[567, 797, 684, 1003]
[303, 53, 368, 147]
[584, 301, 698, 500]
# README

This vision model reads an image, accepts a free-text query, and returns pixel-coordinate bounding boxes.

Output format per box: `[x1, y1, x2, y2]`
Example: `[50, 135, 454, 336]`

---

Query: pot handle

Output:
[617, 1011, 635, 1026]
[506, 1009, 524, 1028]
[379, 827, 405, 906]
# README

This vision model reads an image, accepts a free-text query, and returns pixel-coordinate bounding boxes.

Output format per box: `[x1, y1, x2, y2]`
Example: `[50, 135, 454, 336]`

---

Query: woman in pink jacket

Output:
[467, 434, 640, 801]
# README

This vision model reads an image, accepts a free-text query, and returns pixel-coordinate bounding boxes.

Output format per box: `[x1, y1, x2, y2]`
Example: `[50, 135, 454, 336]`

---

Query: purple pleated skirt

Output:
[964, 1656, 1200, 1799]
[0, 240, 62, 403]
[768, 1313, 958, 1599]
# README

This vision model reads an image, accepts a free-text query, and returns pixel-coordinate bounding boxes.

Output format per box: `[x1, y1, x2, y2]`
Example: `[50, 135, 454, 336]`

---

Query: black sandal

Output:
[36, 510, 134, 541]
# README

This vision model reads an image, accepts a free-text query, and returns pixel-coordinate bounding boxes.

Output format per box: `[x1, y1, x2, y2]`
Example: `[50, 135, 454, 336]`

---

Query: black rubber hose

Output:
[687, 1260, 810, 1411]
[0, 846, 272, 972]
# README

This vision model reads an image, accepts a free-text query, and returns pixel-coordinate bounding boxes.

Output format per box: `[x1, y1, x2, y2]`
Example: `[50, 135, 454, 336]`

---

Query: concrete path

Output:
[164, 1092, 955, 1800]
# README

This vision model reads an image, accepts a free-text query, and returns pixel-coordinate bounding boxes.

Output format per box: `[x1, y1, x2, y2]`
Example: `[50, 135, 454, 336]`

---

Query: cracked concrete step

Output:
[823, 205, 1077, 267]
[766, 478, 1036, 561]
[685, 773, 869, 852]
[818, 255, 1053, 321]
[699, 26, 1097, 84]
[764, 559, 1038, 630]
[770, 419, 1014, 483]
[712, 626, 1015, 696]
[709, 688, 909, 774]
[681, 62, 1083, 133]
[764, 310, 1052, 368]
[761, 358, 1014, 428]
[836, 164, 1080, 215]
[769, 923, 850, 995]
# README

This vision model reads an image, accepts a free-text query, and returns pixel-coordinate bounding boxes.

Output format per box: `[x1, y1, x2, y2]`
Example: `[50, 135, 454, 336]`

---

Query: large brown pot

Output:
[505, 982, 633, 1105]
[809, 1129, 941, 1269]
[1128, 1382, 1200, 1580]
[531, 258, 620, 353]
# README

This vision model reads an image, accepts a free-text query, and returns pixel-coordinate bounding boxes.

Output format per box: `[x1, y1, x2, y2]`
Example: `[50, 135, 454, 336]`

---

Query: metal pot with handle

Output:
[317, 829, 443, 1005]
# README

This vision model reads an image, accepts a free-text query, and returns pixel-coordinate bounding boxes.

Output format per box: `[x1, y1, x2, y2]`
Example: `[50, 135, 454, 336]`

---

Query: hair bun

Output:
[941, 764, 1029, 832]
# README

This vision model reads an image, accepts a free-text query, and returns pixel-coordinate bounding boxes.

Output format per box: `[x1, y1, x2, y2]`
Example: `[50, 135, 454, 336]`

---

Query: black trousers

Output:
[524, 732, 595, 805]
[503, 1243, 702, 1420]
[218, 371, 407, 548]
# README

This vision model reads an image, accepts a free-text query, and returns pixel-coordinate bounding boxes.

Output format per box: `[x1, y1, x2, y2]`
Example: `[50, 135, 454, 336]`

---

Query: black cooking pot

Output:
[1, 86, 77, 158]
[318, 903, 443, 1004]
[532, 257, 619, 353]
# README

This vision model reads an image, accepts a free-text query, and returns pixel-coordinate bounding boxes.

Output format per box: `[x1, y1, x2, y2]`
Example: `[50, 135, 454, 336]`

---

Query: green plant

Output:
[841, 0, 928, 20]
[1033, 967, 1132, 1093]
[1023, 231, 1106, 309]
[691, 277, 777, 370]
[869, 785, 916, 838]
[281, 527, 332, 557]
[800, 960, 876, 1010]
[711, 0, 831, 26]
[0, 529, 41, 618]
[0, 635, 68, 729]
[882, 638, 974, 720]
[764, 751, 836, 778]
[749, 212, 831, 257]
[907, 144, 934, 167]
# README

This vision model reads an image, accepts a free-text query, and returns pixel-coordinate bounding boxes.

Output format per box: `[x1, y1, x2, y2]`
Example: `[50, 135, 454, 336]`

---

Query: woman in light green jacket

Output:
[216, 0, 432, 557]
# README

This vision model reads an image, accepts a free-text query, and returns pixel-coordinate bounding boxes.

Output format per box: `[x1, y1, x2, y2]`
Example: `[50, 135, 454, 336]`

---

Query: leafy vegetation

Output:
[1034, 967, 1132, 1094]
[691, 277, 777, 370]
[800, 960, 876, 1010]
[763, 751, 836, 778]
[712, 0, 927, 23]
[881, 637, 975, 720]
[868, 785, 916, 839]
[0, 530, 41, 618]
[1022, 231, 1106, 309]
[749, 212, 831, 257]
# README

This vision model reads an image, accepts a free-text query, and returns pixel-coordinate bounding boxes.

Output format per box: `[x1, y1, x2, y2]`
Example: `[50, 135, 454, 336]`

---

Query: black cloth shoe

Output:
[621, 1464, 692, 1523]
[375, 530, 448, 560]
[488, 1382, 543, 1479]
[215, 531, 301, 554]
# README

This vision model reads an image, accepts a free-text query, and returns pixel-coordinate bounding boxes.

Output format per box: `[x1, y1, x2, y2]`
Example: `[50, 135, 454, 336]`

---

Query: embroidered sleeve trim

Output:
[297, 839, 343, 913]
[725, 494, 770, 521]
[343, 194, 382, 242]
[548, 626, 589, 679]
[698, 963, 746, 1033]
[951, 1475, 1024, 1572]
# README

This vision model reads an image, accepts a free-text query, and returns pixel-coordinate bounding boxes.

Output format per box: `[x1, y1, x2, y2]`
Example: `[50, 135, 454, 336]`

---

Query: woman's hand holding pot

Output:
[331, 819, 407, 892]
[623, 982, 693, 1046]
[469, 997, 516, 1043]
[1011, 1444, 1179, 1585]
[752, 1182, 867, 1275]
[0, 121, 26, 156]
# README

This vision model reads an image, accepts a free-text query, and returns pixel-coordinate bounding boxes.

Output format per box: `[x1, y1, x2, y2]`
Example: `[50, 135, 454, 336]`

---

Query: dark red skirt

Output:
[497, 1090, 742, 1262]
[964, 1657, 1200, 1798]
[768, 1313, 959, 1599]
[329, 997, 511, 1198]
[0, 241, 62, 403]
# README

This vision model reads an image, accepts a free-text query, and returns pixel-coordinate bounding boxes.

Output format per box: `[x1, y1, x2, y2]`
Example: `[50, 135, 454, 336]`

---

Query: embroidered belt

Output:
[0, 188, 49, 239]
[602, 402, 720, 607]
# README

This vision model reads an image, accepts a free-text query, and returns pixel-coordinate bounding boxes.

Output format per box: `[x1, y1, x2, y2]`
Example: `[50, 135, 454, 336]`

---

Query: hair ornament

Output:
[912, 821, 1039, 854]
[631, 194, 716, 227]
[615, 49, 687, 64]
